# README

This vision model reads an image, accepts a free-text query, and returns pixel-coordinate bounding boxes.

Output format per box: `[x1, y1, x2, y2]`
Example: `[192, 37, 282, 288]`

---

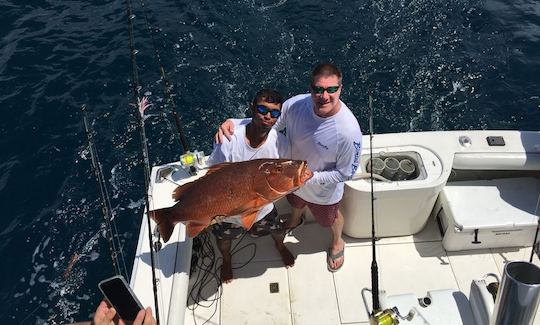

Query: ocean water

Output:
[0, 0, 539, 323]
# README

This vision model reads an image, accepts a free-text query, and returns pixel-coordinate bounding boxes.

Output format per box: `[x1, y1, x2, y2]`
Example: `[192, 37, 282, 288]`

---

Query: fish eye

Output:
[276, 166, 282, 172]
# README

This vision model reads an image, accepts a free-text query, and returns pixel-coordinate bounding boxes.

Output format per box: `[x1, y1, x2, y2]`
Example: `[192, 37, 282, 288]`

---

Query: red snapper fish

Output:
[150, 159, 313, 242]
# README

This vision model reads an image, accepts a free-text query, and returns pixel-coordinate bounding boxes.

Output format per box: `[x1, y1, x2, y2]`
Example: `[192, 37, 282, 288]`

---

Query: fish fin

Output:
[240, 210, 259, 230]
[187, 222, 208, 238]
[150, 208, 176, 243]
[228, 197, 269, 218]
[171, 162, 234, 201]
[172, 181, 196, 201]
[205, 162, 234, 176]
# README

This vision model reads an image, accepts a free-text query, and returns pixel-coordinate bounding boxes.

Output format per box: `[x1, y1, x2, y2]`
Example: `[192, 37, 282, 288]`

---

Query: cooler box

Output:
[438, 177, 540, 251]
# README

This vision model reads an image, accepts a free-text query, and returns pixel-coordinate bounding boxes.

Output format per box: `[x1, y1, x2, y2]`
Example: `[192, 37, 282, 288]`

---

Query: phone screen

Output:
[99, 276, 143, 321]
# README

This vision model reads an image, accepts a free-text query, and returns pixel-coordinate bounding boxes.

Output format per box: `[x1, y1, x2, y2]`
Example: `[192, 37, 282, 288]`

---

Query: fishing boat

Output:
[129, 129, 540, 324]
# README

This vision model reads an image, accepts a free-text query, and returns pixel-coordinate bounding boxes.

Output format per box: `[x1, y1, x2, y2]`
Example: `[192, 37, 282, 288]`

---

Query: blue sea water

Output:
[0, 0, 539, 323]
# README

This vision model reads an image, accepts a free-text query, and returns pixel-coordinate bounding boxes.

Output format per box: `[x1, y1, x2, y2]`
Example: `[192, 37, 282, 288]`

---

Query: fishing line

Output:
[136, 0, 190, 153]
[124, 0, 161, 323]
[81, 105, 128, 279]
[16, 303, 42, 325]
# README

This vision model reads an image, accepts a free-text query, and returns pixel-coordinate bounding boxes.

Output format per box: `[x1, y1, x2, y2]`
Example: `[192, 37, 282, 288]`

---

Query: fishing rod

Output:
[529, 192, 540, 262]
[131, 9, 221, 325]
[368, 95, 381, 313]
[81, 104, 128, 278]
[367, 97, 414, 325]
[136, 0, 190, 153]
[124, 0, 161, 323]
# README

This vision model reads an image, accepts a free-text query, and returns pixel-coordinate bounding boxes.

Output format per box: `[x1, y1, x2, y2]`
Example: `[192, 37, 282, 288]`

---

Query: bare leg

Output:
[271, 231, 295, 267]
[216, 238, 233, 283]
[328, 210, 345, 270]
[287, 206, 306, 229]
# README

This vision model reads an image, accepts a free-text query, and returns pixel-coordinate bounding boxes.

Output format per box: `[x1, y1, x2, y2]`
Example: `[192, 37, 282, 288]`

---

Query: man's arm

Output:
[215, 118, 250, 144]
[67, 300, 157, 325]
[207, 136, 235, 166]
[306, 133, 362, 185]
[277, 132, 291, 159]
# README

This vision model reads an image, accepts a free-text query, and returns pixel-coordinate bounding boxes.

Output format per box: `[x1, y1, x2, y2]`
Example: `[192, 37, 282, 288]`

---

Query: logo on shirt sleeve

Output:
[349, 141, 362, 178]
[316, 141, 329, 150]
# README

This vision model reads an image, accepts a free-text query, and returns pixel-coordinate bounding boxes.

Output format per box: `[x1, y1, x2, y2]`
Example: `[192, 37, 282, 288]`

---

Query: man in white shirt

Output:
[207, 89, 294, 283]
[217, 64, 362, 272]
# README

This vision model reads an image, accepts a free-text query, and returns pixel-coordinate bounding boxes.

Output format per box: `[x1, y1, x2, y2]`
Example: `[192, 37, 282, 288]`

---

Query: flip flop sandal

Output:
[327, 248, 345, 272]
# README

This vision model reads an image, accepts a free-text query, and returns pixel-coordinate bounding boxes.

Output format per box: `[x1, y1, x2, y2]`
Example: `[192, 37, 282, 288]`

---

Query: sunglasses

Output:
[256, 105, 281, 118]
[311, 85, 340, 94]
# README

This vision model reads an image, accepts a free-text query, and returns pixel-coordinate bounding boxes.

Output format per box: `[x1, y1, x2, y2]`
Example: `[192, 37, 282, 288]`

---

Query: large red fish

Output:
[150, 159, 313, 242]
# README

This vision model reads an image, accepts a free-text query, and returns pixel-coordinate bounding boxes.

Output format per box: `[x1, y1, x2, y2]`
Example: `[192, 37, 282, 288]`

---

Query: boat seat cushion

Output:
[441, 177, 540, 231]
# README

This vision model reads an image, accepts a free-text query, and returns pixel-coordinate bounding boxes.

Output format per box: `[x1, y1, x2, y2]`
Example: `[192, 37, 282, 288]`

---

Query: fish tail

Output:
[150, 208, 175, 243]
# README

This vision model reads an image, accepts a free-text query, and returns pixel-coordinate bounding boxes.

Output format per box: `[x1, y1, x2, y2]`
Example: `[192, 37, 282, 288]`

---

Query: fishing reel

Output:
[180, 150, 204, 167]
[369, 307, 415, 325]
[180, 150, 205, 175]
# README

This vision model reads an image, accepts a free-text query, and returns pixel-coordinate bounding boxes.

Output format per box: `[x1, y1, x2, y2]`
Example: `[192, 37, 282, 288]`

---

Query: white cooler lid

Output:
[442, 177, 540, 231]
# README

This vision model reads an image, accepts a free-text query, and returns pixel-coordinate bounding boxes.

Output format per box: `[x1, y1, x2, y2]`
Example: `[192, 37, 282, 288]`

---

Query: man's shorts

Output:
[211, 207, 290, 241]
[286, 193, 340, 227]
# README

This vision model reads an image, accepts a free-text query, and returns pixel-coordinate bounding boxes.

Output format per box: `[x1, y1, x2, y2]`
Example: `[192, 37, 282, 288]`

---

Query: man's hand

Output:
[92, 300, 156, 325]
[92, 300, 119, 325]
[214, 119, 235, 144]
[133, 307, 157, 325]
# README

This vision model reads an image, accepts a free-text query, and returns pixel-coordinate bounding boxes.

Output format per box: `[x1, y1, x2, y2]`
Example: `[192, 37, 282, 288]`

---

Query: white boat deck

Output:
[130, 130, 540, 325]
[183, 216, 540, 325]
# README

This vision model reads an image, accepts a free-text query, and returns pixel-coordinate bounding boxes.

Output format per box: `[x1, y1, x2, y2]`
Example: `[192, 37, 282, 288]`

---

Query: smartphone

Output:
[98, 275, 144, 322]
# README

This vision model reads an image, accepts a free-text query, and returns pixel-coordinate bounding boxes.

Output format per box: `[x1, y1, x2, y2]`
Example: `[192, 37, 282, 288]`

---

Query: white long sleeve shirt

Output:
[277, 94, 362, 204]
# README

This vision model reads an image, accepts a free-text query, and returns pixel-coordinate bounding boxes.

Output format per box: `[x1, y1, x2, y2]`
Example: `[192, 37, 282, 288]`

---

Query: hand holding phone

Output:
[98, 275, 144, 322]
[92, 300, 156, 325]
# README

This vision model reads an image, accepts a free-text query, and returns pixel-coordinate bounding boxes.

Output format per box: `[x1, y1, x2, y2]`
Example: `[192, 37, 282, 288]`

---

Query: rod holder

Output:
[367, 157, 385, 175]
[382, 157, 399, 180]
[395, 158, 415, 181]
[490, 261, 540, 325]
